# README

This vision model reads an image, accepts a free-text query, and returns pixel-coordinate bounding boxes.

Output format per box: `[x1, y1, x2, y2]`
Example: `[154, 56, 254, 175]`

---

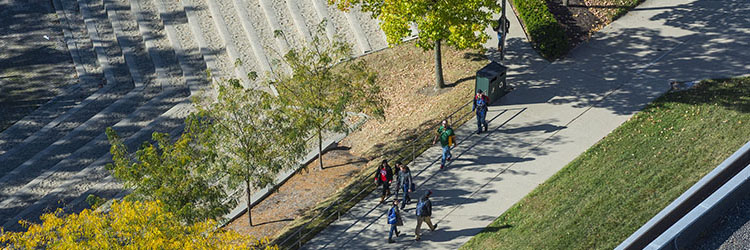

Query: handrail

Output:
[275, 98, 475, 249]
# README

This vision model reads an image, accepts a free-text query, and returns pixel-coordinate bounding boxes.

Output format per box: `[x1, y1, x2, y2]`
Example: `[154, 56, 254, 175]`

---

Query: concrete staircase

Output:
[0, 0, 387, 231]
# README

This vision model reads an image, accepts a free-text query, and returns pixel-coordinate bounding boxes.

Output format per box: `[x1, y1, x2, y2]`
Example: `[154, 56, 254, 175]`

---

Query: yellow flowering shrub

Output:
[0, 200, 276, 250]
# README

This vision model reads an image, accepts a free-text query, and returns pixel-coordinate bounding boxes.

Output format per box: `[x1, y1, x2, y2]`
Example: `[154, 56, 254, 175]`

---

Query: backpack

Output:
[388, 207, 398, 224]
[416, 199, 429, 217]
[476, 95, 487, 111]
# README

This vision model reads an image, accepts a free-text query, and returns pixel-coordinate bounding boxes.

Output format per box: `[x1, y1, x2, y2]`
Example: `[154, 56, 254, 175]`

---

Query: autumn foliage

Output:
[0, 200, 276, 249]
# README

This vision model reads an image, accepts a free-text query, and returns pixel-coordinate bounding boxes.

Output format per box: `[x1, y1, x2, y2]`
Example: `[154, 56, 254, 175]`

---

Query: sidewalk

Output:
[303, 0, 750, 248]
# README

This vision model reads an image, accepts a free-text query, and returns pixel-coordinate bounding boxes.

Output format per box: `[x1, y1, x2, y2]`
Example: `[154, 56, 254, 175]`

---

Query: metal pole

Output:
[501, 0, 507, 61]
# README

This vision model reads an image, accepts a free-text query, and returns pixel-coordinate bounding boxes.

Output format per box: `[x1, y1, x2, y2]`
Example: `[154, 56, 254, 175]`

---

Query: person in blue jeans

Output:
[387, 199, 403, 243]
[397, 162, 413, 209]
[473, 90, 490, 134]
[433, 120, 454, 169]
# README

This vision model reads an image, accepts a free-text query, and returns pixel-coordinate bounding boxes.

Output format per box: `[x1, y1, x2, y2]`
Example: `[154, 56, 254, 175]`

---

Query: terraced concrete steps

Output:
[152, 0, 208, 95]
[0, 88, 190, 229]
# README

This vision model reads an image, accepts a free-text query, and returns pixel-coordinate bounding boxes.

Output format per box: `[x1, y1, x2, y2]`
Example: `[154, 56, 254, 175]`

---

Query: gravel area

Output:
[190, 0, 234, 82]
[295, 0, 321, 40]
[212, 0, 262, 82]
[693, 191, 750, 250]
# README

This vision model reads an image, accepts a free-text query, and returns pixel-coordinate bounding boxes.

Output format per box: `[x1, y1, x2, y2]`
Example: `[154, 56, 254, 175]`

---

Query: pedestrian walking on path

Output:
[415, 190, 437, 241]
[374, 160, 394, 203]
[433, 120, 455, 169]
[473, 89, 490, 134]
[493, 16, 510, 52]
[387, 199, 403, 243]
[396, 161, 414, 209]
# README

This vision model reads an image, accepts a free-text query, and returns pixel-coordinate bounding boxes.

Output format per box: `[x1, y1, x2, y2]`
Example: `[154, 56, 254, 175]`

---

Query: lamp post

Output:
[500, 0, 507, 61]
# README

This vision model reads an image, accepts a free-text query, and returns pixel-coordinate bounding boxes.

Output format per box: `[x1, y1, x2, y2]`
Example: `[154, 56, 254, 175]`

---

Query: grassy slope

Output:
[461, 77, 750, 249]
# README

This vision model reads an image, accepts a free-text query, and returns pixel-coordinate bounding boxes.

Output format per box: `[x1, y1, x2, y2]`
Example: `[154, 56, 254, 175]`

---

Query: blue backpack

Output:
[416, 200, 426, 216]
[388, 207, 398, 224]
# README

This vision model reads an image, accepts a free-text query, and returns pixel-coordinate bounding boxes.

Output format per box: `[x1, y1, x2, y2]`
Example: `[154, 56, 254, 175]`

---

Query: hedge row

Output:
[511, 0, 569, 59]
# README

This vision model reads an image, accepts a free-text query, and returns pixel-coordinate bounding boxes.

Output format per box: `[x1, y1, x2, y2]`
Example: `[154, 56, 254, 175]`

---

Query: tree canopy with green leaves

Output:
[273, 29, 386, 170]
[332, 0, 500, 88]
[199, 80, 307, 226]
[105, 117, 230, 224]
[0, 200, 276, 249]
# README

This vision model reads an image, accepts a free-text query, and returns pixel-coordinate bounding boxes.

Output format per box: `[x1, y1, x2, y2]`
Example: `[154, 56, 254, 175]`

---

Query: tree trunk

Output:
[317, 129, 324, 170]
[434, 39, 446, 89]
[251, 180, 253, 227]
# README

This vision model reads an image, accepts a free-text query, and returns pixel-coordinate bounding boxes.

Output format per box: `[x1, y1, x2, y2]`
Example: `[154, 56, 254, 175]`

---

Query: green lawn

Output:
[461, 77, 750, 249]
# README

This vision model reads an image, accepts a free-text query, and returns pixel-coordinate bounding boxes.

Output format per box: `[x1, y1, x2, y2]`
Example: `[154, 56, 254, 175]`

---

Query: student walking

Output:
[396, 162, 414, 209]
[387, 199, 403, 243]
[415, 190, 437, 241]
[374, 160, 394, 203]
[433, 120, 455, 169]
[493, 16, 511, 52]
[473, 89, 490, 134]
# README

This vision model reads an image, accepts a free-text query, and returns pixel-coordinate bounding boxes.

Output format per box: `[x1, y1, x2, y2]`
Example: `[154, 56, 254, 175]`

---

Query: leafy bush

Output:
[512, 0, 569, 59]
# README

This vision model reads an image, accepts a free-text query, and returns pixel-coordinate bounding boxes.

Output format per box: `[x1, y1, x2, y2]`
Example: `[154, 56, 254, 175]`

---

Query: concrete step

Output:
[150, 0, 209, 95]
[180, 0, 225, 82]
[308, 0, 338, 43]
[74, 0, 133, 88]
[204, 0, 260, 89]
[256, 0, 290, 55]
[58, 124, 187, 219]
[0, 83, 166, 202]
[129, 0, 185, 89]
[230, 0, 274, 76]
[102, 0, 156, 89]
[0, 0, 110, 154]
[0, 92, 192, 230]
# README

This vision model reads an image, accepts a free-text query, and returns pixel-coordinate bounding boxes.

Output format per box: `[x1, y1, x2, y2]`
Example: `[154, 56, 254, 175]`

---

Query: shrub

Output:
[512, 0, 569, 59]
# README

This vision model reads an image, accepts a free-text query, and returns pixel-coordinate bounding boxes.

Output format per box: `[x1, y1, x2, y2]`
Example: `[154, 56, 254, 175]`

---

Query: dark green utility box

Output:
[475, 62, 508, 102]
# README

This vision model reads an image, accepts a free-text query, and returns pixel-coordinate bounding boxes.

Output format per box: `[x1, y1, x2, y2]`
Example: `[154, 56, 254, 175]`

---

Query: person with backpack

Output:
[374, 160, 394, 204]
[493, 15, 511, 52]
[433, 120, 455, 169]
[415, 190, 437, 241]
[387, 199, 403, 243]
[396, 162, 414, 209]
[473, 89, 490, 134]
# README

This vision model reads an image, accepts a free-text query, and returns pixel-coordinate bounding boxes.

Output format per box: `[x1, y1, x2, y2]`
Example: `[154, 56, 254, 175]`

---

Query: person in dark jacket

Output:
[473, 89, 490, 134]
[396, 162, 413, 209]
[374, 160, 394, 203]
[415, 190, 438, 241]
[387, 199, 403, 243]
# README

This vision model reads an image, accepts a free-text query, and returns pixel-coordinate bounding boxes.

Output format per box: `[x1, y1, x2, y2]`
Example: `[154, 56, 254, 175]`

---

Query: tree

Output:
[201, 80, 307, 227]
[273, 29, 386, 170]
[0, 200, 277, 249]
[332, 0, 501, 89]
[105, 117, 231, 224]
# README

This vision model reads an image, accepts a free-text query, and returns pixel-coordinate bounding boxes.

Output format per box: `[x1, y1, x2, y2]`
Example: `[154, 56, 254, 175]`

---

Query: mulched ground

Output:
[545, 0, 635, 48]
[224, 140, 368, 240]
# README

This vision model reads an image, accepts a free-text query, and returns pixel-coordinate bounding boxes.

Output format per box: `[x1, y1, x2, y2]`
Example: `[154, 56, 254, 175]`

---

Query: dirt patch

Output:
[224, 142, 367, 239]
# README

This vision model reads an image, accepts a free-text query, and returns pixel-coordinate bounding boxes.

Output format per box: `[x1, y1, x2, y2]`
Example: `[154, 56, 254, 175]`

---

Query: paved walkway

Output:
[303, 0, 750, 249]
